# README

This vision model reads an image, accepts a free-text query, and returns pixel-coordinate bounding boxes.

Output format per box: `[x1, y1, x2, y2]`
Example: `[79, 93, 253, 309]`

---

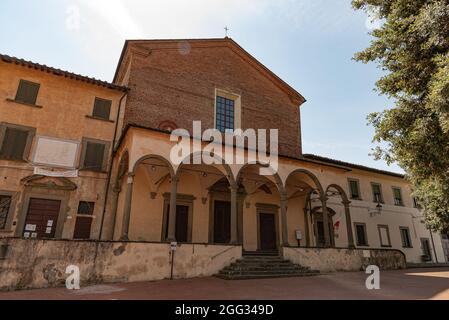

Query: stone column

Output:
[343, 200, 355, 249]
[108, 183, 122, 240]
[321, 196, 331, 248]
[303, 207, 310, 247]
[120, 173, 134, 240]
[230, 184, 238, 244]
[280, 192, 289, 247]
[167, 176, 179, 242]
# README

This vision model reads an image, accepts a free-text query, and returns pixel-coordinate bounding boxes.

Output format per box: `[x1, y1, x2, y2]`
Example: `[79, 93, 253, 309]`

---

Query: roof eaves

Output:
[0, 54, 128, 92]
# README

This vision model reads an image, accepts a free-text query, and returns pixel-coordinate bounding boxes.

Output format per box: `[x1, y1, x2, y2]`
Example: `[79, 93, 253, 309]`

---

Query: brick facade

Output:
[114, 39, 304, 159]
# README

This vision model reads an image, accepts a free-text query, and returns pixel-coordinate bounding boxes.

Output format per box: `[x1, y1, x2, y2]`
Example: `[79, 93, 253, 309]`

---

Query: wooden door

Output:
[214, 200, 231, 244]
[165, 205, 189, 242]
[259, 213, 277, 250]
[23, 198, 61, 239]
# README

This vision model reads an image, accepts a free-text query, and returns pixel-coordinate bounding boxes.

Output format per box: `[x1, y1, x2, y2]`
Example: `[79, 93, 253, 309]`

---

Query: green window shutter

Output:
[0, 128, 28, 160]
[83, 142, 105, 171]
[393, 188, 402, 205]
[349, 180, 359, 198]
[92, 98, 112, 120]
[15, 80, 40, 105]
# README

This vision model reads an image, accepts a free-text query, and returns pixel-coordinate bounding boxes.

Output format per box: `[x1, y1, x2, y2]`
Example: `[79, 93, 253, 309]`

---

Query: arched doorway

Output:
[312, 206, 336, 247]
[208, 178, 246, 244]
[236, 162, 284, 251]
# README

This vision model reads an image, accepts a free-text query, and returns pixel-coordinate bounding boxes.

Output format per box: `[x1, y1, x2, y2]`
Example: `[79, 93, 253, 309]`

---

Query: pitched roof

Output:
[0, 53, 128, 92]
[302, 154, 405, 179]
[113, 37, 305, 105]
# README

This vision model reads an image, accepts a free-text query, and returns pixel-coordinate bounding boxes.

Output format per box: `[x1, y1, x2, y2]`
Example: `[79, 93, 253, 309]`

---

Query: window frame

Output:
[213, 89, 241, 133]
[73, 201, 95, 240]
[399, 226, 413, 248]
[89, 97, 113, 122]
[370, 182, 384, 204]
[377, 224, 392, 247]
[354, 222, 369, 247]
[347, 178, 362, 200]
[14, 79, 41, 106]
[392, 186, 404, 206]
[0, 190, 18, 232]
[0, 122, 36, 161]
[79, 137, 110, 172]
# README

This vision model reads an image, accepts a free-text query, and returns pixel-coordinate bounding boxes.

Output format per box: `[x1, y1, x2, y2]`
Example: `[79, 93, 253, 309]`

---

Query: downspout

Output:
[429, 228, 439, 263]
[98, 90, 129, 240]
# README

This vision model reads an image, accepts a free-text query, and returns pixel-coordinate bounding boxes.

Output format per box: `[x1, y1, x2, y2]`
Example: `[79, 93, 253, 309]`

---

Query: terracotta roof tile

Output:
[0, 53, 128, 92]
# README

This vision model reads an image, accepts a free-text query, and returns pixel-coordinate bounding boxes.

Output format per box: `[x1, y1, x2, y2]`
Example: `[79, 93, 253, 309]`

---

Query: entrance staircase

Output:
[216, 251, 320, 280]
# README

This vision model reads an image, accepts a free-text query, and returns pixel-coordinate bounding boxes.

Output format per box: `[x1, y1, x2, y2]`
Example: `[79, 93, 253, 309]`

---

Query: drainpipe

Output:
[429, 228, 439, 264]
[98, 90, 129, 240]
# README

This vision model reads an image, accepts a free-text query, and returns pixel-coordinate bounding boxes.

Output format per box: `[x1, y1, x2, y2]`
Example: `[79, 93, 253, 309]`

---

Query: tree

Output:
[352, 0, 449, 231]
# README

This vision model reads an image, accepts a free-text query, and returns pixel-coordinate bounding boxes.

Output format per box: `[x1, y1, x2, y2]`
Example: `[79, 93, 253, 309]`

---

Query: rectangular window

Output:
[15, 79, 40, 105]
[0, 195, 12, 230]
[355, 223, 368, 246]
[73, 201, 94, 239]
[215, 95, 235, 133]
[377, 225, 391, 247]
[413, 197, 420, 209]
[92, 97, 112, 120]
[348, 179, 361, 200]
[371, 183, 383, 203]
[400, 227, 413, 248]
[0, 123, 35, 161]
[392, 187, 404, 206]
[81, 139, 108, 172]
[420, 238, 432, 261]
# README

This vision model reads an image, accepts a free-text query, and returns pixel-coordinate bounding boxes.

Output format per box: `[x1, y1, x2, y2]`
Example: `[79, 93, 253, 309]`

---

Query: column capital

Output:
[127, 173, 135, 184]
[342, 200, 352, 206]
[170, 176, 179, 184]
[229, 183, 239, 191]
[320, 195, 329, 202]
[280, 192, 288, 202]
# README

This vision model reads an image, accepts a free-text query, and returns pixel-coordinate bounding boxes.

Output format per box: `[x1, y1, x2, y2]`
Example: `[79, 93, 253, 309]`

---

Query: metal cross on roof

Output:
[224, 26, 229, 37]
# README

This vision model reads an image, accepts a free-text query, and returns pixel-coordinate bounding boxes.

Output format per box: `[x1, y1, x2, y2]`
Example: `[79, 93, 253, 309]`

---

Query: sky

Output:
[0, 0, 402, 173]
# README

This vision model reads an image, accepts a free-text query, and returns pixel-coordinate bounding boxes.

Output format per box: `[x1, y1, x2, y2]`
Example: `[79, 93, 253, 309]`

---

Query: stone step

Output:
[224, 263, 307, 270]
[216, 255, 319, 280]
[220, 269, 314, 276]
[235, 258, 289, 263]
[243, 251, 279, 257]
[216, 272, 319, 280]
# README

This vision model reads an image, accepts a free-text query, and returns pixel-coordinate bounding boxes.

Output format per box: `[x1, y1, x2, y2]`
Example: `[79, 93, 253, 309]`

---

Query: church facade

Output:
[0, 38, 447, 267]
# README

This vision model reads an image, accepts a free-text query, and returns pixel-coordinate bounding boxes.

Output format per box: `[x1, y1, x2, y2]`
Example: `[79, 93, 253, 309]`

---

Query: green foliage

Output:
[353, 0, 449, 231]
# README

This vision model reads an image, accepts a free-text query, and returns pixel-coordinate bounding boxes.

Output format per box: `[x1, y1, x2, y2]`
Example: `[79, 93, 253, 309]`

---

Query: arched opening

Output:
[118, 154, 175, 241]
[311, 206, 336, 247]
[285, 168, 325, 247]
[168, 151, 237, 244]
[236, 162, 283, 252]
[208, 178, 246, 244]
[325, 184, 355, 248]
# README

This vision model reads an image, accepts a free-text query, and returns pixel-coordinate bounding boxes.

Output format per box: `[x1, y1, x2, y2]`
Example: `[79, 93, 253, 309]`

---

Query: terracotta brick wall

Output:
[120, 41, 303, 158]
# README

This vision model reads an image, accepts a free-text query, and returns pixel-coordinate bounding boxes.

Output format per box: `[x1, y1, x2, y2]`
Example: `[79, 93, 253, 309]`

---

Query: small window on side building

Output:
[0, 123, 35, 161]
[92, 98, 112, 121]
[371, 183, 383, 203]
[400, 227, 413, 248]
[0, 195, 12, 230]
[15, 79, 40, 105]
[73, 201, 95, 239]
[348, 179, 361, 200]
[80, 138, 108, 172]
[355, 223, 369, 246]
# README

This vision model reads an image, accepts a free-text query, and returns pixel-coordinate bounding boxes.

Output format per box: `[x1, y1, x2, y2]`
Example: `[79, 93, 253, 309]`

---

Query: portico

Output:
[104, 126, 355, 253]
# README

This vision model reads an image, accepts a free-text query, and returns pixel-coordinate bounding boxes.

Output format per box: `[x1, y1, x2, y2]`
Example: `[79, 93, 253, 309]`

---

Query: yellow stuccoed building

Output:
[0, 39, 447, 289]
